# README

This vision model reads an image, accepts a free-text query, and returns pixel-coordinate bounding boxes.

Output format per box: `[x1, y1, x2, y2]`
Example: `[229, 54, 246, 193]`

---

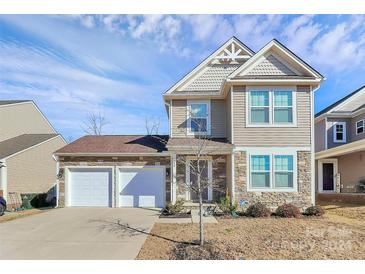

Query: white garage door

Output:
[118, 166, 165, 208]
[68, 168, 112, 207]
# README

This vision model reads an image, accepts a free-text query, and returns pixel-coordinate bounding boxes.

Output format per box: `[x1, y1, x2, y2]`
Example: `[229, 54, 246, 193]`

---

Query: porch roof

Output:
[167, 138, 233, 154]
[316, 138, 365, 160]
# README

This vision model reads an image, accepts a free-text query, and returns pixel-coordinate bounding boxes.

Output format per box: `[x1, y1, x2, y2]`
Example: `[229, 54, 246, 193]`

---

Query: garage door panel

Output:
[118, 167, 165, 208]
[69, 168, 112, 207]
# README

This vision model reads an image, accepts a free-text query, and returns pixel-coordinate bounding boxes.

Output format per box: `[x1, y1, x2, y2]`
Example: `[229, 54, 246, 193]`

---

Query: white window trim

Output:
[333, 121, 346, 143]
[187, 100, 211, 136]
[246, 148, 298, 192]
[246, 86, 297, 127]
[356, 119, 364, 135]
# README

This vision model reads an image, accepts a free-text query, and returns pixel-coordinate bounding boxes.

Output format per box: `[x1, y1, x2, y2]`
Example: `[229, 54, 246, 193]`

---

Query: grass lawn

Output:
[137, 204, 365, 260]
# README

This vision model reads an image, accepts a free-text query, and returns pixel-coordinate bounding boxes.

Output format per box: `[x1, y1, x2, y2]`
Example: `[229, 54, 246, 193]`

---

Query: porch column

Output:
[171, 153, 177, 204]
[0, 160, 7, 201]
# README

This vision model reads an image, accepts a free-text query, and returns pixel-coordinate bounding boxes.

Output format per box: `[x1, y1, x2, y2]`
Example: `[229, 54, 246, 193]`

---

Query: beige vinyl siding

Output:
[171, 100, 187, 137]
[315, 118, 326, 152]
[211, 99, 226, 138]
[6, 136, 65, 194]
[170, 99, 227, 138]
[226, 91, 232, 142]
[338, 151, 365, 193]
[0, 102, 55, 142]
[232, 85, 311, 146]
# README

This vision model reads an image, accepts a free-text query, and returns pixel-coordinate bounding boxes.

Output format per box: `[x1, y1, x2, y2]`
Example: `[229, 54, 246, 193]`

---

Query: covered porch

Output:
[316, 139, 365, 194]
[167, 138, 233, 204]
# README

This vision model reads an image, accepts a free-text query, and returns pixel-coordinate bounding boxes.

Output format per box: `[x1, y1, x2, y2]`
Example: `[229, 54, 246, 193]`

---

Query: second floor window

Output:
[248, 88, 295, 126]
[333, 122, 346, 143]
[187, 101, 210, 135]
[356, 120, 364, 135]
[274, 91, 293, 123]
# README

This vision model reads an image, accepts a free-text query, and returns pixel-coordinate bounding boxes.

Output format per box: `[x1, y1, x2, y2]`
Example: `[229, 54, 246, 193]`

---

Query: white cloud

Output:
[310, 15, 365, 71]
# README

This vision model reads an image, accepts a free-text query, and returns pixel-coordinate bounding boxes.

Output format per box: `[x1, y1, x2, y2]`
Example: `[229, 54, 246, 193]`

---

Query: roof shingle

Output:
[54, 135, 168, 155]
[0, 134, 58, 159]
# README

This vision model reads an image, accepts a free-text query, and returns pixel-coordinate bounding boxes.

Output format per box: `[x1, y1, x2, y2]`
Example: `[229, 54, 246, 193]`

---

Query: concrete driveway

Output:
[0, 207, 159, 259]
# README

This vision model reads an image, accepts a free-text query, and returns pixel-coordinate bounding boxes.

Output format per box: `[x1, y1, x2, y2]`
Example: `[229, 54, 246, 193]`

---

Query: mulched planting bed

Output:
[137, 213, 365, 260]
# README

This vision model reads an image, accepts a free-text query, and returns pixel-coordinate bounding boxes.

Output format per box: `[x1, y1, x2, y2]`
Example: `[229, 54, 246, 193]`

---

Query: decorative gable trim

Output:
[164, 36, 254, 95]
[228, 39, 324, 80]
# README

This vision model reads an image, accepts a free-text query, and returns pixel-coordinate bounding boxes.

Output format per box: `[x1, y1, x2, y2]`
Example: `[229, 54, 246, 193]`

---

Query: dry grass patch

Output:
[138, 212, 365, 260]
[0, 209, 45, 223]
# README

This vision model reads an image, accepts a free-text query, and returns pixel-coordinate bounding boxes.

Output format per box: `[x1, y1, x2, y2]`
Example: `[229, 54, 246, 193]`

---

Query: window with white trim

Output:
[274, 155, 294, 188]
[187, 101, 210, 134]
[333, 122, 346, 143]
[249, 154, 296, 191]
[250, 91, 270, 124]
[251, 155, 270, 188]
[273, 91, 293, 123]
[356, 120, 364, 135]
[248, 88, 295, 126]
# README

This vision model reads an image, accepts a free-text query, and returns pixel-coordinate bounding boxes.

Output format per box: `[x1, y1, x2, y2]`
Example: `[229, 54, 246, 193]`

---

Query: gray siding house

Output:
[55, 37, 323, 209]
[315, 85, 365, 195]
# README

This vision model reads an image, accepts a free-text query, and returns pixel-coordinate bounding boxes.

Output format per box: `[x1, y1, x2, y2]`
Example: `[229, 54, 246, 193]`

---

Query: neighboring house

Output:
[0, 100, 66, 207]
[315, 85, 365, 195]
[55, 37, 323, 209]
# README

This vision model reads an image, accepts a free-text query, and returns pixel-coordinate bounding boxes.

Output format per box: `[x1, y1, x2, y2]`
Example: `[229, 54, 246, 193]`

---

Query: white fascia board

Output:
[228, 40, 323, 80]
[226, 78, 322, 85]
[164, 37, 254, 95]
[315, 138, 365, 160]
[54, 152, 171, 157]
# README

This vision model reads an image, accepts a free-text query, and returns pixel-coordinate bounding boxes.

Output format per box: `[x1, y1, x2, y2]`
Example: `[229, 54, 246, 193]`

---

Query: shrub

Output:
[163, 199, 185, 215]
[217, 196, 237, 214]
[304, 205, 325, 216]
[245, 202, 271, 217]
[275, 203, 301, 218]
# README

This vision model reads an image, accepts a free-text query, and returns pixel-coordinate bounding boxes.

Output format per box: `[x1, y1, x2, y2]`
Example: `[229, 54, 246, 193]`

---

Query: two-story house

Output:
[55, 37, 323, 209]
[0, 100, 66, 208]
[315, 85, 365, 197]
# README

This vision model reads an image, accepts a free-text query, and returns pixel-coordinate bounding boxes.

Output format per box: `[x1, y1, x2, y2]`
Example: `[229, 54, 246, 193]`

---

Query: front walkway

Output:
[0, 207, 159, 259]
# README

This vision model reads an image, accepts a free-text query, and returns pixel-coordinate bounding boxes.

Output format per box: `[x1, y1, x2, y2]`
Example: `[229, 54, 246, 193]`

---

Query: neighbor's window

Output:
[356, 120, 364, 135]
[188, 102, 209, 134]
[250, 91, 270, 124]
[333, 122, 346, 143]
[274, 155, 294, 188]
[274, 91, 293, 123]
[250, 155, 270, 188]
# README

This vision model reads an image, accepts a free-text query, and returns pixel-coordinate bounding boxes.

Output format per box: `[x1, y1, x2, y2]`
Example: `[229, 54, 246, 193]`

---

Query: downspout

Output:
[53, 154, 59, 208]
[0, 160, 7, 201]
[311, 85, 320, 205]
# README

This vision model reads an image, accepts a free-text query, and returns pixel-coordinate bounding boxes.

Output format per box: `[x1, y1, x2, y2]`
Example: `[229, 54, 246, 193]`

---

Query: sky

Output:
[1, 14, 365, 141]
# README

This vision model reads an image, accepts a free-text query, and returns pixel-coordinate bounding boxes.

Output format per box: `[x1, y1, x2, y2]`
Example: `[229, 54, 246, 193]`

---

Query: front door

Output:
[322, 163, 335, 191]
[186, 160, 212, 202]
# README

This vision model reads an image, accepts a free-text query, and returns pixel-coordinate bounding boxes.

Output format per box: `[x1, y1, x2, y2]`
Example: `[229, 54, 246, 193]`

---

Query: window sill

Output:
[247, 188, 297, 193]
[246, 124, 297, 128]
[333, 140, 346, 143]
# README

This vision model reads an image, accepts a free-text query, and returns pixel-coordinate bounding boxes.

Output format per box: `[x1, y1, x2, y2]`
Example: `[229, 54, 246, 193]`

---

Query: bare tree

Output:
[145, 116, 160, 135]
[175, 114, 224, 246]
[82, 111, 108, 135]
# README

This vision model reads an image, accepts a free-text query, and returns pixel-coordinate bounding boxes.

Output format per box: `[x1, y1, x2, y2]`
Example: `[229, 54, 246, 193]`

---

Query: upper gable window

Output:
[356, 120, 364, 135]
[333, 122, 346, 143]
[248, 87, 296, 127]
[187, 101, 211, 135]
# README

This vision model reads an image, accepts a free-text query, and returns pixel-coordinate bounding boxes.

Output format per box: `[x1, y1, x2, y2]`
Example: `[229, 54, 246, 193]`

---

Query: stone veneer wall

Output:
[58, 156, 171, 207]
[234, 151, 312, 210]
[176, 155, 227, 201]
